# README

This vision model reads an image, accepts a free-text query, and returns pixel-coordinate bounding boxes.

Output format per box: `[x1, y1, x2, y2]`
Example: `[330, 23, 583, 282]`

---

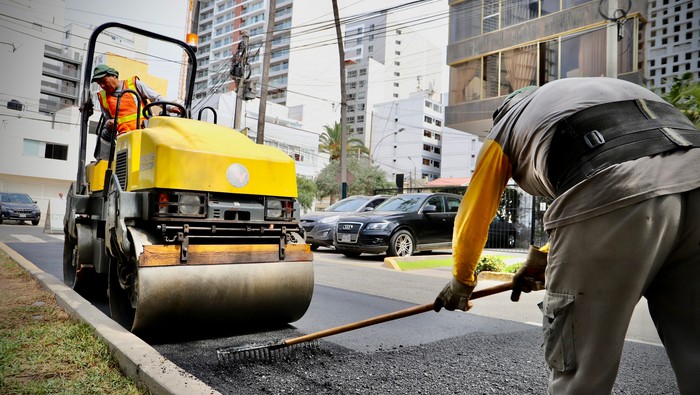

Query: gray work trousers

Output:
[545, 187, 700, 394]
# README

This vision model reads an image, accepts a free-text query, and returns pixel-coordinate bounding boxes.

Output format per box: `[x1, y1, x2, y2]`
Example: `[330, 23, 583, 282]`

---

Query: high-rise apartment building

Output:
[343, 11, 443, 147]
[194, 0, 294, 104]
[645, 0, 699, 92]
[445, 0, 697, 139]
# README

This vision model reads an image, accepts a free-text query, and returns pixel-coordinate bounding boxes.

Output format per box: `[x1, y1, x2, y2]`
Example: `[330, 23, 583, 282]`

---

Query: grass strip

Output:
[0, 248, 148, 395]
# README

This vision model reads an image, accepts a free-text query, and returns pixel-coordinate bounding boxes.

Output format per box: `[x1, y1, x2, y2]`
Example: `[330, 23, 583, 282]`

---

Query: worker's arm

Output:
[510, 243, 549, 301]
[434, 139, 512, 312]
[135, 79, 165, 103]
[452, 138, 513, 286]
[136, 79, 182, 114]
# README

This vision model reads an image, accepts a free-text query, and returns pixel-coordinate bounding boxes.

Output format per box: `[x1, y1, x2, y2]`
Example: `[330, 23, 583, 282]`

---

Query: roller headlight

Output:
[179, 194, 202, 215]
[265, 198, 294, 220]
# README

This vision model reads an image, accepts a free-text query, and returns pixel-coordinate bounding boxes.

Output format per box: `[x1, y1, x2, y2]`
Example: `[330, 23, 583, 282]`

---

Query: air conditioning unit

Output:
[7, 99, 23, 111]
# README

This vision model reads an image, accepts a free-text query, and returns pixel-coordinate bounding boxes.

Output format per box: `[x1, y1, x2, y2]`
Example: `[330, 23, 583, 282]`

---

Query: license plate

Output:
[339, 234, 353, 243]
[19, 214, 26, 218]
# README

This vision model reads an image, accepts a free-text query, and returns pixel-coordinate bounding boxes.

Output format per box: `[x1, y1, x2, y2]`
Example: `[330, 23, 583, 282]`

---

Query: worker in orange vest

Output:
[91, 64, 181, 159]
[92, 64, 182, 134]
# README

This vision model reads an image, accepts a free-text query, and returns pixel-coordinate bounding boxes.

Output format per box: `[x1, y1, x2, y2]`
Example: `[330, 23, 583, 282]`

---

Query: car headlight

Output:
[318, 215, 340, 224]
[365, 222, 390, 230]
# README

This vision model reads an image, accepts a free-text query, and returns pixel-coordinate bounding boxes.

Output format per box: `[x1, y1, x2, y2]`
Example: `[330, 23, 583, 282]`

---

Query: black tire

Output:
[108, 254, 136, 331]
[63, 234, 106, 298]
[507, 233, 516, 248]
[387, 229, 415, 257]
[338, 248, 361, 258]
[31, 219, 39, 226]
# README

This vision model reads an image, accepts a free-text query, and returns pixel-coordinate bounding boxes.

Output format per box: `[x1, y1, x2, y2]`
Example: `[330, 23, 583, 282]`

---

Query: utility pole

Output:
[332, 0, 348, 199]
[256, 0, 276, 144]
[232, 31, 250, 130]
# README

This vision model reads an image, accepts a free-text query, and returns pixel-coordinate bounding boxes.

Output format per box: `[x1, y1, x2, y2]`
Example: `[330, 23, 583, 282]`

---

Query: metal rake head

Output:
[217, 340, 319, 365]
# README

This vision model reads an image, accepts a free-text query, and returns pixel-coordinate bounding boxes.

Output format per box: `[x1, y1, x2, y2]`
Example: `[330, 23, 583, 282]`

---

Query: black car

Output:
[0, 192, 41, 225]
[301, 195, 390, 250]
[334, 193, 462, 257]
[486, 214, 518, 248]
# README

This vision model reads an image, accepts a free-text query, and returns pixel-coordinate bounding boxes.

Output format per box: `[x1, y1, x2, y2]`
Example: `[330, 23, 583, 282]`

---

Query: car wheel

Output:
[507, 233, 516, 248]
[32, 219, 39, 226]
[388, 230, 415, 257]
[339, 249, 361, 258]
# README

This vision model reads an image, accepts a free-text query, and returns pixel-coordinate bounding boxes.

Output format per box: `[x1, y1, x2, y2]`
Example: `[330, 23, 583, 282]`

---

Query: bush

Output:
[475, 256, 506, 274]
[503, 262, 524, 273]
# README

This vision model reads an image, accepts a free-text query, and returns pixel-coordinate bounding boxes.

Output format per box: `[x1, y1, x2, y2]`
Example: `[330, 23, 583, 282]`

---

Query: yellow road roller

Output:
[63, 23, 313, 334]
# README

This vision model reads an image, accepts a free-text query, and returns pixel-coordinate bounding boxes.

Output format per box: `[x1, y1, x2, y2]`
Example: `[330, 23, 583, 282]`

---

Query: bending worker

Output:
[434, 77, 700, 393]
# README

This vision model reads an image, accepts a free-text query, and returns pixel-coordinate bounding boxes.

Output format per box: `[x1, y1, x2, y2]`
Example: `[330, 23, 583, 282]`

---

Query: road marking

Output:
[47, 234, 64, 241]
[11, 234, 45, 243]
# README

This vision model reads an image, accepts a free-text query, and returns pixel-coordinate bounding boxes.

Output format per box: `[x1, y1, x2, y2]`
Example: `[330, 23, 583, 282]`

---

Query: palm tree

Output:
[318, 121, 369, 160]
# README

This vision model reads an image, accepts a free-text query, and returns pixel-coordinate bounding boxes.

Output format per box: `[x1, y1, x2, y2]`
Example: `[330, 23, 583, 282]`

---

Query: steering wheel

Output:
[142, 101, 187, 119]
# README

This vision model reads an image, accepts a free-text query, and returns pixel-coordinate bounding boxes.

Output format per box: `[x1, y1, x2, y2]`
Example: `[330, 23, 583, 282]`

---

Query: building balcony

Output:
[43, 45, 82, 66]
[41, 62, 80, 83]
[40, 82, 78, 100]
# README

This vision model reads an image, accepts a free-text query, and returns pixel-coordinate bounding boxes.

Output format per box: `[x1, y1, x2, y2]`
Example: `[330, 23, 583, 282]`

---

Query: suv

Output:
[0, 192, 41, 225]
[301, 195, 390, 250]
[334, 193, 462, 257]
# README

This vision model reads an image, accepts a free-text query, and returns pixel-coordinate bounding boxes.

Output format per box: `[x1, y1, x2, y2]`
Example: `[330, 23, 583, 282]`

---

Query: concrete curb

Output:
[0, 241, 220, 395]
[383, 254, 518, 282]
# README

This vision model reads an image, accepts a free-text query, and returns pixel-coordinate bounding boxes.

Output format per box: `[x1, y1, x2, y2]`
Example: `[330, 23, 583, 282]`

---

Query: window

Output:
[393, 82, 399, 87]
[368, 45, 374, 52]
[394, 61, 400, 66]
[503, 0, 539, 28]
[395, 51, 401, 55]
[23, 139, 68, 161]
[357, 115, 364, 123]
[561, 28, 606, 78]
[359, 68, 367, 76]
[483, 0, 500, 33]
[394, 72, 400, 77]
[395, 40, 402, 45]
[348, 70, 358, 78]
[423, 130, 432, 138]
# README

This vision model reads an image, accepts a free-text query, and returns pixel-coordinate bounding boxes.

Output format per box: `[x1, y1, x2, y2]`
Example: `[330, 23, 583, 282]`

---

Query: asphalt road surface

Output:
[1, 224, 679, 394]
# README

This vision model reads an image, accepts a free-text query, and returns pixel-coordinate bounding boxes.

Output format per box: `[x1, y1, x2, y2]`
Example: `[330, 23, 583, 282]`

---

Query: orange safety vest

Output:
[97, 76, 144, 135]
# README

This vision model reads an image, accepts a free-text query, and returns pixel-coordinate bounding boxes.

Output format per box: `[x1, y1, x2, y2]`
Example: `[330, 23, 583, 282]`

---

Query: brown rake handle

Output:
[283, 281, 513, 347]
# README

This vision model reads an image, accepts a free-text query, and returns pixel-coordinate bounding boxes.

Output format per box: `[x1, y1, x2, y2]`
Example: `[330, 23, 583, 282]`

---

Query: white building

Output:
[343, 12, 443, 148]
[0, 2, 85, 214]
[370, 91, 444, 186]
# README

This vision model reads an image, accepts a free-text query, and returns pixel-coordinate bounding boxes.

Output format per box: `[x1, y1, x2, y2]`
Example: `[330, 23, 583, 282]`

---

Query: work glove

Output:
[510, 245, 548, 302]
[434, 277, 476, 312]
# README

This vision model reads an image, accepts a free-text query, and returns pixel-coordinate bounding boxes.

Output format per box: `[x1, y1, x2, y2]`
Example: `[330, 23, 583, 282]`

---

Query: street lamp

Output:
[370, 127, 405, 163]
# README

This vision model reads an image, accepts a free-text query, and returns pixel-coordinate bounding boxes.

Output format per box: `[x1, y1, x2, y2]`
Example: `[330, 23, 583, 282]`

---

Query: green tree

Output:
[315, 157, 392, 201]
[318, 122, 369, 160]
[659, 72, 700, 128]
[296, 175, 317, 211]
